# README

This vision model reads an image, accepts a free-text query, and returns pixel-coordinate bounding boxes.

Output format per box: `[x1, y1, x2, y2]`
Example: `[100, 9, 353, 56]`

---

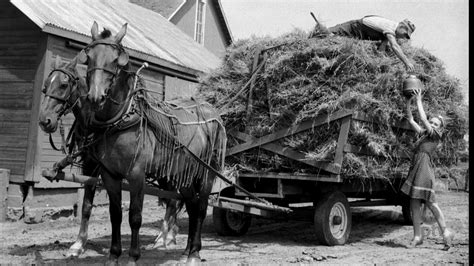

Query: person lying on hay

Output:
[400, 86, 454, 250]
[310, 15, 415, 72]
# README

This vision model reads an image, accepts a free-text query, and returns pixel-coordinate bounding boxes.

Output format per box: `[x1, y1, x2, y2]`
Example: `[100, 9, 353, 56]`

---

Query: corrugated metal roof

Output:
[10, 0, 222, 75]
[129, 0, 184, 19]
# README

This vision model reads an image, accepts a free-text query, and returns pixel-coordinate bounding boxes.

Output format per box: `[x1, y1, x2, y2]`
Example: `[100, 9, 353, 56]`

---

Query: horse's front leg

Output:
[127, 175, 145, 265]
[68, 183, 96, 257]
[102, 173, 123, 266]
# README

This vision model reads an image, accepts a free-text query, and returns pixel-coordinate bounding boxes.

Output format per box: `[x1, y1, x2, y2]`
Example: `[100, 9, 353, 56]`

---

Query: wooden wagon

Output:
[210, 109, 414, 245]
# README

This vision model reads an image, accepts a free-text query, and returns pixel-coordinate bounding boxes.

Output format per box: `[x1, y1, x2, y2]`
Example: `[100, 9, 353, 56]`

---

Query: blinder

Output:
[42, 68, 80, 116]
[82, 39, 129, 98]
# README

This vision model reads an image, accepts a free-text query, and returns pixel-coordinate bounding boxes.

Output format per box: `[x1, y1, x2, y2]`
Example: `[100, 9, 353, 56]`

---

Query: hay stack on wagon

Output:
[197, 29, 468, 181]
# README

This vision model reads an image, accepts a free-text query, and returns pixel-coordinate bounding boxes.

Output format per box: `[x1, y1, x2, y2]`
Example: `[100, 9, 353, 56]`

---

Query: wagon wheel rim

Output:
[329, 202, 348, 239]
[225, 210, 247, 231]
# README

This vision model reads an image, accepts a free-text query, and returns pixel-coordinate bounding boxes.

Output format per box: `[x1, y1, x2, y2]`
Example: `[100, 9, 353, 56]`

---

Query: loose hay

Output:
[198, 29, 468, 181]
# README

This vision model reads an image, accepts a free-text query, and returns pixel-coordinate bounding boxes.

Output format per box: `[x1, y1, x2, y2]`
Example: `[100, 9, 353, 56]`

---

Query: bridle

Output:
[42, 68, 81, 117]
[42, 67, 84, 153]
[82, 40, 128, 104]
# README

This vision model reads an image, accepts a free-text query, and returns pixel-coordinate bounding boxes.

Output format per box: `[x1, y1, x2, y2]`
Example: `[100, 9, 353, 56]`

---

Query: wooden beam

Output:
[211, 200, 274, 217]
[0, 169, 9, 221]
[231, 131, 341, 174]
[217, 196, 292, 213]
[333, 116, 351, 175]
[227, 110, 353, 156]
[244, 48, 262, 132]
[239, 172, 341, 183]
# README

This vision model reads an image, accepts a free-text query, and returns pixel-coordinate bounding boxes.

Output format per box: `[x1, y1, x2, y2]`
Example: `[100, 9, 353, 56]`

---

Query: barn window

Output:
[194, 0, 205, 44]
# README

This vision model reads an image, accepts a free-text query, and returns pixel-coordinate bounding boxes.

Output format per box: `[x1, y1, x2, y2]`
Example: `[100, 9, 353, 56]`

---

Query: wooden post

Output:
[0, 169, 10, 222]
[245, 48, 262, 133]
[333, 116, 352, 175]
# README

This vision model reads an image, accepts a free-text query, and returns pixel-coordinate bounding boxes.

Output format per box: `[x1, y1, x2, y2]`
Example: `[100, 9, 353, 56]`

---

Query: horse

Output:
[76, 21, 226, 264]
[38, 55, 186, 260]
[39, 55, 103, 258]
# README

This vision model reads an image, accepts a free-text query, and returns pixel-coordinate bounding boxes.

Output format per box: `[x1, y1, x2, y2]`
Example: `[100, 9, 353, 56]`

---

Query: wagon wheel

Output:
[313, 191, 351, 245]
[212, 187, 252, 236]
[212, 207, 252, 236]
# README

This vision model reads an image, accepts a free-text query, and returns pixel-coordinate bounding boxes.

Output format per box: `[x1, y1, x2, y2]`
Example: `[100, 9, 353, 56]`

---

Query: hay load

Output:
[198, 29, 468, 181]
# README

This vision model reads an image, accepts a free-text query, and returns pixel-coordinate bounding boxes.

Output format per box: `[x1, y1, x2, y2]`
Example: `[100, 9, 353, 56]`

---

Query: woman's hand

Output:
[413, 87, 422, 100]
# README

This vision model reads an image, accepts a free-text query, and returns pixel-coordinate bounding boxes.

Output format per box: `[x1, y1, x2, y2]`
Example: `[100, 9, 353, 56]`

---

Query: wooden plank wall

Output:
[0, 2, 42, 183]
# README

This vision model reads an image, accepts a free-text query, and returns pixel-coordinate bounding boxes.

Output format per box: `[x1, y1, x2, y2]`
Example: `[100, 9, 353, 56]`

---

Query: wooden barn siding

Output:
[204, 2, 228, 58]
[0, 1, 43, 183]
[169, 0, 227, 58]
[36, 35, 164, 188]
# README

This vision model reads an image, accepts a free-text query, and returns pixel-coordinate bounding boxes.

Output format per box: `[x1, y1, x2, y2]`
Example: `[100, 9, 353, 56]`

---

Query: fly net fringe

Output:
[136, 94, 227, 190]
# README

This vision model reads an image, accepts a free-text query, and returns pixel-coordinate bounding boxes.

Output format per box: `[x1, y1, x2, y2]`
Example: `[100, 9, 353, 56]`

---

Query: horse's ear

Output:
[54, 55, 61, 68]
[78, 50, 88, 64]
[68, 56, 78, 70]
[91, 21, 99, 41]
[117, 51, 129, 67]
[115, 23, 127, 44]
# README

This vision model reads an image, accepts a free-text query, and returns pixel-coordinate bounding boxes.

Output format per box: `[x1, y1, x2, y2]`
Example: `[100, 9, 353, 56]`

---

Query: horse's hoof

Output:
[186, 255, 202, 265]
[66, 248, 84, 257]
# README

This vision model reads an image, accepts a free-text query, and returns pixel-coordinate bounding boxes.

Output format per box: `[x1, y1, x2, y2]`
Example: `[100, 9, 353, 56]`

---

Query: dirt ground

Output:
[0, 191, 469, 265]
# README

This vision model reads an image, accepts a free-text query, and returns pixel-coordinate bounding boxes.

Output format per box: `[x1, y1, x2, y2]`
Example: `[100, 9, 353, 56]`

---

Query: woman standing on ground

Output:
[401, 87, 454, 250]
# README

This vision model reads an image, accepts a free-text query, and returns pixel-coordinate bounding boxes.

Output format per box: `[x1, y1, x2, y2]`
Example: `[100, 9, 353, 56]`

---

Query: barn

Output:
[0, 0, 225, 213]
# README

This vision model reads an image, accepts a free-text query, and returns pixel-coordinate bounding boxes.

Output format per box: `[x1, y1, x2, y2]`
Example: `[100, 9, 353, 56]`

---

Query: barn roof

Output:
[10, 0, 222, 77]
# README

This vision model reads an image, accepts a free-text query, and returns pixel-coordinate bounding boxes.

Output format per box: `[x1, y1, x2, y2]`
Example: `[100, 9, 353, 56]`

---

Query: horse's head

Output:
[79, 21, 129, 109]
[39, 56, 82, 133]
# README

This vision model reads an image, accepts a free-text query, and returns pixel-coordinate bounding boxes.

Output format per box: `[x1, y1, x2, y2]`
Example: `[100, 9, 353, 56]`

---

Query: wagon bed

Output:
[210, 109, 414, 245]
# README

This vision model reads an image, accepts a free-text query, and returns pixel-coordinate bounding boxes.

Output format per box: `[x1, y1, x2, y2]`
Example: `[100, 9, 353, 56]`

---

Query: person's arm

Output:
[386, 34, 415, 72]
[406, 96, 423, 134]
[413, 87, 433, 135]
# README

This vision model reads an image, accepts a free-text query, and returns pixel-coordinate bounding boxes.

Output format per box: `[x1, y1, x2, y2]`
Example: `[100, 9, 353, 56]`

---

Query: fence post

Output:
[0, 169, 10, 222]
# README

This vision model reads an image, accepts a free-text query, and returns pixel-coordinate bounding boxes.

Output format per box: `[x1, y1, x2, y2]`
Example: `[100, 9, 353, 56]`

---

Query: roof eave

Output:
[168, 0, 187, 21]
[42, 24, 203, 80]
[213, 0, 233, 45]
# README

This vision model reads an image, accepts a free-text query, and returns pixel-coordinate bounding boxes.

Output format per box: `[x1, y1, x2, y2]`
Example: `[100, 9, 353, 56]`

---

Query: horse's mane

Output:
[99, 28, 112, 39]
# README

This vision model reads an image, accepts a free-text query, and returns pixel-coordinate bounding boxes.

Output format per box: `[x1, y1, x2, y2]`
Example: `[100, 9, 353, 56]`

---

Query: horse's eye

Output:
[42, 87, 47, 93]
[60, 83, 69, 89]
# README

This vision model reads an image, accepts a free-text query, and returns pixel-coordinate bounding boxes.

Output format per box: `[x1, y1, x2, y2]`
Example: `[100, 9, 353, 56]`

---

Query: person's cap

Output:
[401, 19, 416, 37]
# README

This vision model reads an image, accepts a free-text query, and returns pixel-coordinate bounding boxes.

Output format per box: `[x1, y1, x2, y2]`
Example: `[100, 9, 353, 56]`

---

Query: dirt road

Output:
[0, 191, 468, 265]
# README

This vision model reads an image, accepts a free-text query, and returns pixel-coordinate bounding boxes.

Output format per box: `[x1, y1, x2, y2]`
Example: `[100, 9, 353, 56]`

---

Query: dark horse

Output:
[38, 56, 184, 258]
[75, 21, 226, 264]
